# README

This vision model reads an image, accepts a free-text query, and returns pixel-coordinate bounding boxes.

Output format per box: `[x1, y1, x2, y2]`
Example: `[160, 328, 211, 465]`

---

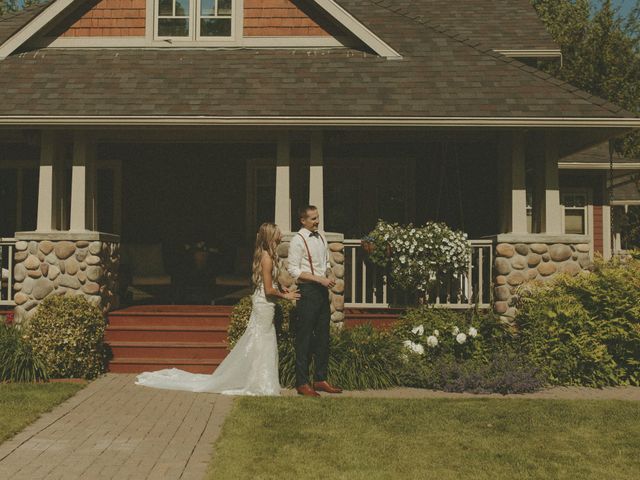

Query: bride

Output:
[136, 223, 299, 395]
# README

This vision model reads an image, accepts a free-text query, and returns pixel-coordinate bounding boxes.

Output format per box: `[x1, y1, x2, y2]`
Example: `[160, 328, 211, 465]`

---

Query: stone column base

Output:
[491, 234, 592, 324]
[277, 232, 345, 325]
[13, 231, 120, 322]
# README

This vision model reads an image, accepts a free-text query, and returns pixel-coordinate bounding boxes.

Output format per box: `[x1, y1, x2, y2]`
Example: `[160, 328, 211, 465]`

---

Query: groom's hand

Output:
[319, 276, 336, 289]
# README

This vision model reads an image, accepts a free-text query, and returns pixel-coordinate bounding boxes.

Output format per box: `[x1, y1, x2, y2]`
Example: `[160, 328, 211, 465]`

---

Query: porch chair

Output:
[120, 243, 173, 303]
[213, 246, 253, 304]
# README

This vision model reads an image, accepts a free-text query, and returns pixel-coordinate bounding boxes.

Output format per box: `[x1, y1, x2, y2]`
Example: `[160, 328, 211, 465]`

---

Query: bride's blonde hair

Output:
[252, 222, 281, 288]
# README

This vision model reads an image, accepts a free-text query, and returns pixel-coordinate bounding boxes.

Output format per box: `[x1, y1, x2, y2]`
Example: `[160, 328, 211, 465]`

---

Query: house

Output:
[1, 0, 639, 328]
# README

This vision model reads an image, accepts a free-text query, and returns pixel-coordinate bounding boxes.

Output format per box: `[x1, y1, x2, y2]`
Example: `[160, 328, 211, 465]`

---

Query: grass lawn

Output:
[209, 398, 640, 480]
[0, 382, 85, 444]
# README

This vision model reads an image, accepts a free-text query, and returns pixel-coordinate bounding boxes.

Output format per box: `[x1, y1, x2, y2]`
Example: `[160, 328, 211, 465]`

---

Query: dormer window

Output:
[156, 0, 233, 40]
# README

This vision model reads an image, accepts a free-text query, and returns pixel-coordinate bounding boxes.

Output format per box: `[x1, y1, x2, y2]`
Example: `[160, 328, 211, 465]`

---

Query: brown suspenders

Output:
[297, 232, 325, 276]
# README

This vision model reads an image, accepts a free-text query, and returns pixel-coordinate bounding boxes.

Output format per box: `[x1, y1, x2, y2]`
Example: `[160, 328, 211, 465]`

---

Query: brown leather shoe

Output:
[296, 384, 320, 397]
[313, 381, 343, 394]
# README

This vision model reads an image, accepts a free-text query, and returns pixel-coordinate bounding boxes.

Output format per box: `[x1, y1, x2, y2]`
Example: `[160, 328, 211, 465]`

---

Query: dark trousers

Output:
[295, 283, 331, 387]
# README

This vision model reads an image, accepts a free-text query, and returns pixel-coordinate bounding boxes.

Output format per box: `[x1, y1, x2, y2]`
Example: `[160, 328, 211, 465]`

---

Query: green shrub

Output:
[24, 296, 107, 379]
[0, 322, 48, 382]
[391, 306, 496, 362]
[515, 256, 640, 387]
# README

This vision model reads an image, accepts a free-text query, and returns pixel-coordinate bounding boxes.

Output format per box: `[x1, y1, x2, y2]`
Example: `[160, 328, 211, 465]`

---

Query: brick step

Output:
[105, 325, 228, 343]
[107, 341, 229, 360]
[108, 315, 231, 328]
[344, 311, 402, 330]
[109, 357, 222, 374]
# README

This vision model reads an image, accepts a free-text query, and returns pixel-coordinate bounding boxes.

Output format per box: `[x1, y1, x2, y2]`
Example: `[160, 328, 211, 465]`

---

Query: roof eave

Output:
[0, 116, 638, 127]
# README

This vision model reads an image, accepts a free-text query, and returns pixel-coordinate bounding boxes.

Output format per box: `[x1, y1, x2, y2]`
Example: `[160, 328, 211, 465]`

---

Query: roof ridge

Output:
[366, 0, 635, 118]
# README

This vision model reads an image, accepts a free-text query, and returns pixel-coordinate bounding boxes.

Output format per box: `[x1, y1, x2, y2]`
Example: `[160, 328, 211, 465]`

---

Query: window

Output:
[561, 191, 588, 235]
[613, 204, 640, 252]
[156, 0, 233, 39]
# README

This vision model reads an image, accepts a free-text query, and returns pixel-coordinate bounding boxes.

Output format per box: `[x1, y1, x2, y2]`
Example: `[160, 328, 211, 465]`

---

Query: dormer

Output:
[4, 0, 399, 57]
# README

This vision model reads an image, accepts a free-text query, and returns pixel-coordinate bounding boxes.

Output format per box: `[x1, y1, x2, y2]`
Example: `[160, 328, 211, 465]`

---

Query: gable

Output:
[42, 0, 340, 39]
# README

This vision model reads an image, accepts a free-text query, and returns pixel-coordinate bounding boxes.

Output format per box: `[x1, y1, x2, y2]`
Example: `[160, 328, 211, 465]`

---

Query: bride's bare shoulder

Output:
[260, 251, 273, 267]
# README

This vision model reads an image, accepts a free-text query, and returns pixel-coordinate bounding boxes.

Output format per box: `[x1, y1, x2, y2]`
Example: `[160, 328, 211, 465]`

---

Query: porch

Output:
[0, 126, 607, 320]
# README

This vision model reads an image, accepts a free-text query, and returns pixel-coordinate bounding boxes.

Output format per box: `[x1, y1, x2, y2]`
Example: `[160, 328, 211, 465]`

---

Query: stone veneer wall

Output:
[12, 233, 120, 322]
[276, 232, 345, 324]
[492, 234, 592, 323]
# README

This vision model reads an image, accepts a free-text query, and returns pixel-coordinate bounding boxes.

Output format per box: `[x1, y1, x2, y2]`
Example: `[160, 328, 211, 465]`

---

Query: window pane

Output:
[565, 210, 585, 235]
[158, 18, 190, 36]
[158, 0, 173, 16]
[175, 0, 190, 16]
[201, 0, 215, 15]
[218, 0, 232, 16]
[200, 18, 231, 36]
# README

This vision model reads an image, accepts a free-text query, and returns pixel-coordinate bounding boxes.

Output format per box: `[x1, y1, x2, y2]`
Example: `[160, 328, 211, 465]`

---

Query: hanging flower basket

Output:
[361, 237, 391, 259]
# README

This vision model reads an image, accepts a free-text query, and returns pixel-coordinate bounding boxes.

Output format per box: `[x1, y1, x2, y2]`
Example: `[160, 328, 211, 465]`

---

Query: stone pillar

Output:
[12, 232, 120, 322]
[276, 232, 345, 325]
[275, 132, 291, 232]
[309, 131, 324, 229]
[70, 132, 98, 231]
[492, 233, 592, 324]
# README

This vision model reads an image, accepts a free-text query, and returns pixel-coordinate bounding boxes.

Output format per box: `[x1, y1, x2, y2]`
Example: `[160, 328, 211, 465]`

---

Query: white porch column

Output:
[543, 133, 562, 233]
[70, 132, 97, 231]
[309, 130, 324, 229]
[36, 131, 59, 231]
[498, 132, 527, 233]
[275, 132, 291, 232]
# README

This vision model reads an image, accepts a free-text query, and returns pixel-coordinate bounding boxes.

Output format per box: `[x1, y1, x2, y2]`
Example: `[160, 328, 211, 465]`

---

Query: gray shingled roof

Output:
[356, 0, 558, 51]
[0, 1, 54, 45]
[0, 0, 634, 120]
[563, 143, 640, 164]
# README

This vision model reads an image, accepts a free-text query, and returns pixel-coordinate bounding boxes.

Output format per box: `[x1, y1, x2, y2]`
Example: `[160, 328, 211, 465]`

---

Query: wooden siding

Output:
[49, 0, 335, 38]
[244, 0, 331, 36]
[593, 204, 603, 253]
[54, 0, 146, 37]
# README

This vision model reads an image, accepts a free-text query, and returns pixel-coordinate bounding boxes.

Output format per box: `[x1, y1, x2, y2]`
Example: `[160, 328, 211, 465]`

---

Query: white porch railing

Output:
[344, 239, 493, 309]
[0, 238, 16, 307]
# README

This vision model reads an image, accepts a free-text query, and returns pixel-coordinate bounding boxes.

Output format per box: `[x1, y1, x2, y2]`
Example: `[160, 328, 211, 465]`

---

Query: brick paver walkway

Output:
[0, 374, 234, 480]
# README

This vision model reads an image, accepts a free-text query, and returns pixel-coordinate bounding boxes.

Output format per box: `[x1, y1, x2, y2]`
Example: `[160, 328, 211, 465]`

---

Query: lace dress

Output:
[135, 282, 280, 396]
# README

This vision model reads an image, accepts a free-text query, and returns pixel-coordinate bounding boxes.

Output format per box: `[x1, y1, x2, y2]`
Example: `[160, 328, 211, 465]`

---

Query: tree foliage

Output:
[532, 0, 640, 156]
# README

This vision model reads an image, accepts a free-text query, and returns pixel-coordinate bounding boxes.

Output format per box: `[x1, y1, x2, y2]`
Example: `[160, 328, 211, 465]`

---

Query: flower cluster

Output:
[402, 322, 479, 356]
[365, 220, 470, 293]
[184, 240, 218, 254]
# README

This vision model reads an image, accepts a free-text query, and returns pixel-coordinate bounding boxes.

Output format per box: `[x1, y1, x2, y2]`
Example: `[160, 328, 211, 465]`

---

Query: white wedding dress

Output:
[135, 282, 281, 396]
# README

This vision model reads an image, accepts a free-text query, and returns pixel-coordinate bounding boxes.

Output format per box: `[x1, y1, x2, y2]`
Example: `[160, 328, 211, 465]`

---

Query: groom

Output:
[287, 205, 343, 397]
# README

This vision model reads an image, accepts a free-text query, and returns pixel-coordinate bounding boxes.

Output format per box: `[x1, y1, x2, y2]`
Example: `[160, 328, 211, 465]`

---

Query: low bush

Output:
[0, 321, 48, 382]
[24, 296, 107, 379]
[515, 256, 640, 387]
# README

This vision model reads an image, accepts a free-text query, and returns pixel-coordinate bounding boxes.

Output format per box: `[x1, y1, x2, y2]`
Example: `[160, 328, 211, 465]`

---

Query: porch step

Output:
[108, 341, 229, 360]
[105, 305, 233, 374]
[109, 357, 222, 374]
[344, 309, 403, 330]
[104, 325, 228, 343]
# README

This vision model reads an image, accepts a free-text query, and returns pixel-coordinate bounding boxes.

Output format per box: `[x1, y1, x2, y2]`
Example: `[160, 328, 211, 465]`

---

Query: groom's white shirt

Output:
[287, 228, 331, 281]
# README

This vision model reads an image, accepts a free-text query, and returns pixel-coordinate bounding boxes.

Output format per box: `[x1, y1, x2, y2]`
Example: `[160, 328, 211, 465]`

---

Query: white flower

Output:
[452, 326, 460, 336]
[402, 340, 425, 355]
[426, 335, 438, 347]
[399, 255, 406, 264]
[468, 327, 478, 338]
[411, 325, 425, 336]
[433, 329, 439, 337]
[456, 333, 467, 344]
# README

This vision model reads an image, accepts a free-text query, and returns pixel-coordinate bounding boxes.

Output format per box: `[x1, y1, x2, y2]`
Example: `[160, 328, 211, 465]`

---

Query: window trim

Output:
[153, 0, 241, 44]
[560, 188, 591, 237]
